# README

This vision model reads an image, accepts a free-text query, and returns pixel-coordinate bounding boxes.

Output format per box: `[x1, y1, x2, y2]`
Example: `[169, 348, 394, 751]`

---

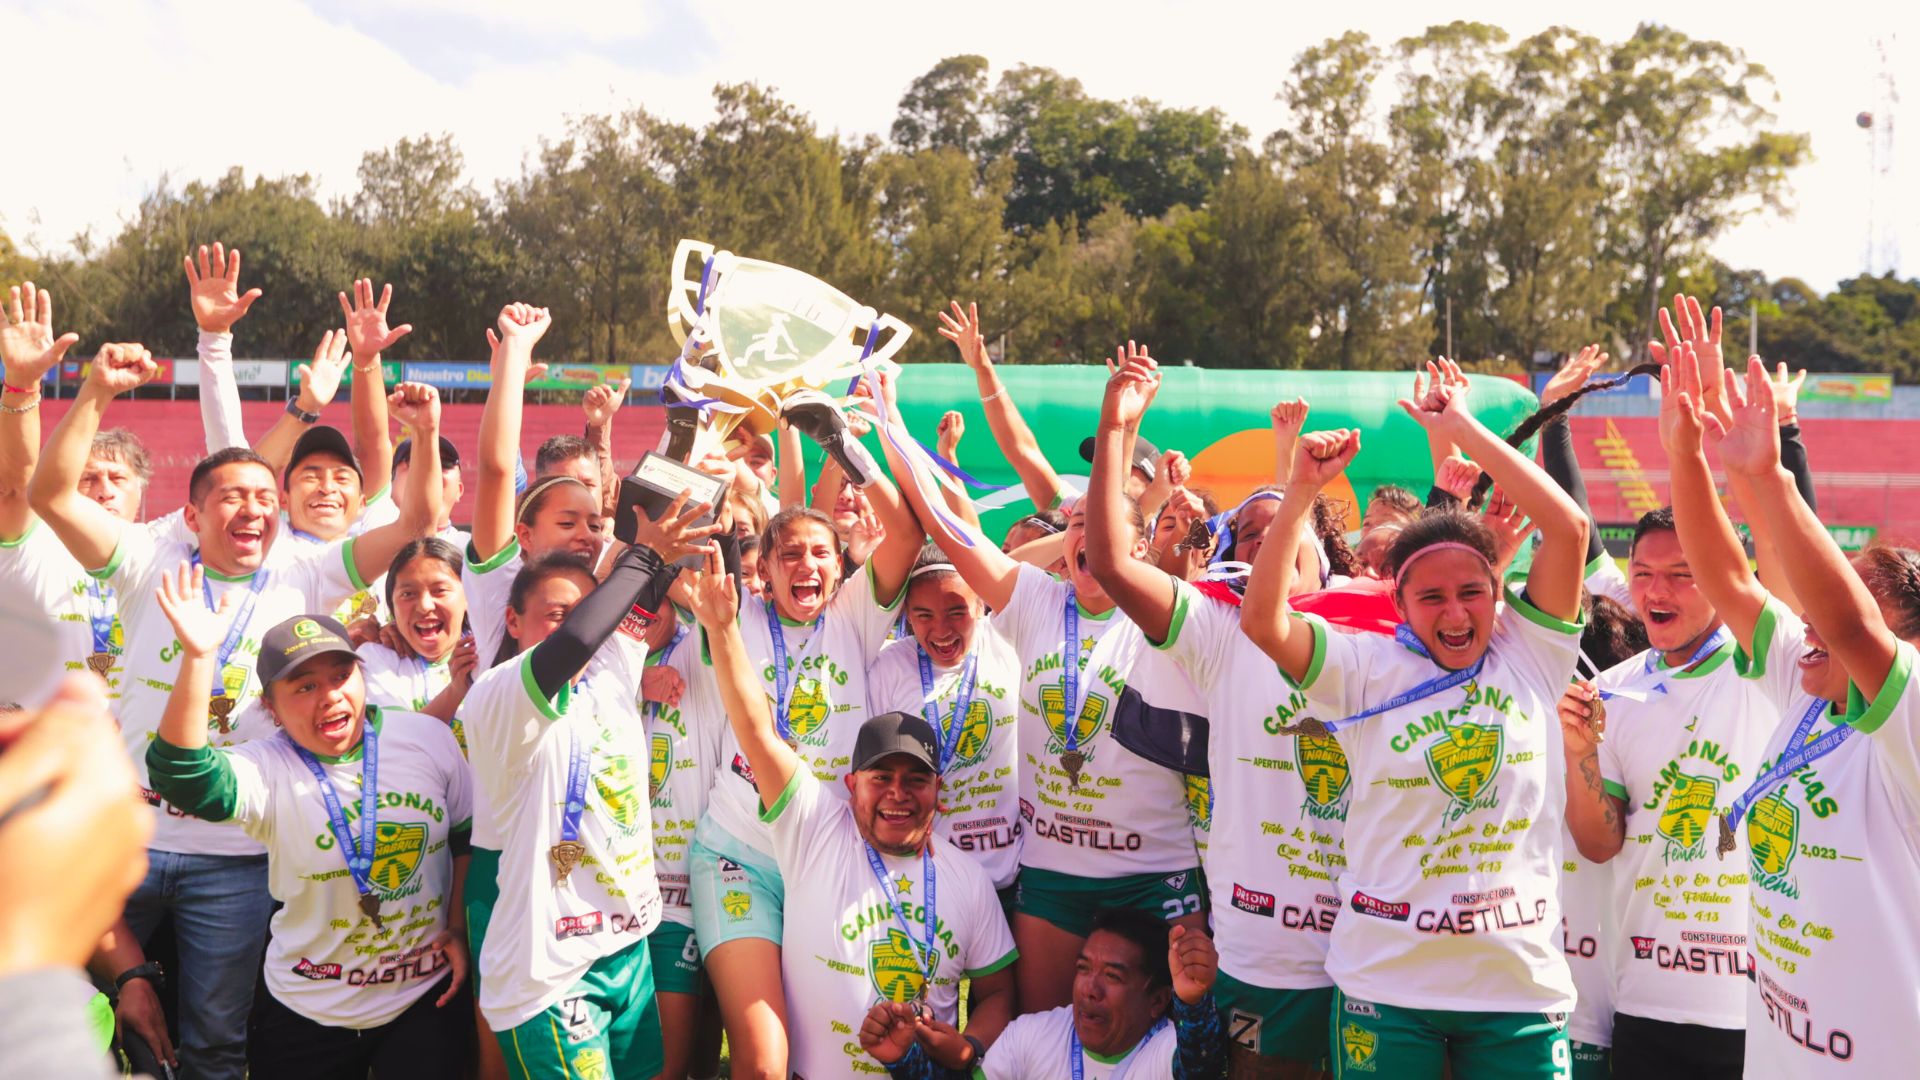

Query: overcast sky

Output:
[4, 0, 1912, 292]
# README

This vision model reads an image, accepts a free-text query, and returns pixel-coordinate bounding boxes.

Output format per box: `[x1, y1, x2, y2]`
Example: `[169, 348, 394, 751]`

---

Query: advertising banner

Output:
[1801, 373, 1892, 404]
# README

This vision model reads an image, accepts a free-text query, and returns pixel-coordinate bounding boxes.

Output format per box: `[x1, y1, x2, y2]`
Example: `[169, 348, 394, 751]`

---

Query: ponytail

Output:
[1469, 363, 1661, 507]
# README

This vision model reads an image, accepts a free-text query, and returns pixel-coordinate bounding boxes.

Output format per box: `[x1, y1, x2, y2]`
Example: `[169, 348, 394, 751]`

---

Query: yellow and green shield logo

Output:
[786, 678, 831, 739]
[293, 619, 322, 639]
[1747, 791, 1800, 879]
[368, 821, 427, 896]
[449, 717, 469, 757]
[649, 733, 673, 803]
[1657, 773, 1719, 853]
[1038, 685, 1107, 754]
[868, 927, 935, 1004]
[1424, 722, 1503, 803]
[1184, 774, 1212, 831]
[946, 701, 993, 769]
[1341, 1021, 1377, 1071]
[1296, 734, 1351, 812]
[594, 754, 642, 834]
[570, 1048, 609, 1080]
[721, 889, 752, 920]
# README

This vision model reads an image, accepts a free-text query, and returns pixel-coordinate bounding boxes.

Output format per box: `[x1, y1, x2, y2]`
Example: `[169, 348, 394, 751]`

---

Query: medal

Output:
[1719, 697, 1845, 861]
[550, 841, 586, 886]
[209, 695, 236, 733]
[85, 579, 118, 681]
[1276, 717, 1332, 737]
[196, 558, 269, 731]
[1715, 813, 1736, 857]
[295, 710, 385, 939]
[1061, 750, 1085, 791]
[358, 891, 384, 930]
[86, 651, 115, 678]
[352, 592, 378, 620]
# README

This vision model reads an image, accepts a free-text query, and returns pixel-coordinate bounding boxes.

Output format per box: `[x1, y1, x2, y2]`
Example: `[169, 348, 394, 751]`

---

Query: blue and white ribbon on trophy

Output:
[658, 255, 750, 423]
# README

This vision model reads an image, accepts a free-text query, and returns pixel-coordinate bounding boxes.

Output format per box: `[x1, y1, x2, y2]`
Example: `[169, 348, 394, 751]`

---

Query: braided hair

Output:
[1468, 363, 1661, 507]
[1854, 544, 1920, 642]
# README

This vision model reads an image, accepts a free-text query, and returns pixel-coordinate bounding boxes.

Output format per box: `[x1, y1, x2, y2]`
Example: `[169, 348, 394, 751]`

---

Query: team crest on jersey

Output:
[593, 755, 643, 836]
[367, 821, 427, 897]
[1295, 734, 1351, 821]
[722, 889, 753, 919]
[945, 700, 994, 770]
[570, 1048, 609, 1080]
[1746, 790, 1801, 898]
[868, 927, 936, 1003]
[1341, 1021, 1378, 1072]
[1655, 772, 1718, 861]
[649, 733, 673, 806]
[1184, 775, 1212, 831]
[450, 717, 469, 756]
[1423, 722, 1502, 824]
[786, 678, 831, 741]
[1038, 685, 1108, 755]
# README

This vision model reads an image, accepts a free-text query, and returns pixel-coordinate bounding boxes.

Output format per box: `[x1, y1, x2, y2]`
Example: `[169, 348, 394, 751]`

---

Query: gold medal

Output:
[550, 841, 586, 886]
[351, 592, 378, 621]
[358, 891, 384, 930]
[1060, 750, 1084, 791]
[1715, 812, 1736, 858]
[86, 651, 115, 678]
[208, 695, 236, 734]
[1276, 717, 1332, 738]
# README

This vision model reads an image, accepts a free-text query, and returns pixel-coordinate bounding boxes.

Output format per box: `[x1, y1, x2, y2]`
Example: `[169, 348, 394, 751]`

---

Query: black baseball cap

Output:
[255, 614, 362, 688]
[285, 426, 362, 487]
[852, 712, 940, 773]
[1078, 435, 1159, 483]
[391, 435, 461, 475]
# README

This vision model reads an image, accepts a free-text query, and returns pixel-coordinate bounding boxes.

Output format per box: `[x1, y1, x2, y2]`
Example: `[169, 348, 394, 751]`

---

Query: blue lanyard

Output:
[765, 600, 823, 743]
[1070, 1017, 1166, 1080]
[86, 577, 117, 654]
[193, 555, 269, 700]
[1062, 590, 1088, 754]
[863, 842, 937, 1001]
[1723, 697, 1845, 835]
[1600, 626, 1731, 702]
[916, 646, 979, 774]
[293, 715, 380, 904]
[560, 680, 595, 845]
[1323, 624, 1486, 733]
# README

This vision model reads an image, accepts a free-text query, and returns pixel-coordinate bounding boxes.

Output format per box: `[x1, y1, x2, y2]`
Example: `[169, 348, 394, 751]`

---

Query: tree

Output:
[891, 55, 991, 155]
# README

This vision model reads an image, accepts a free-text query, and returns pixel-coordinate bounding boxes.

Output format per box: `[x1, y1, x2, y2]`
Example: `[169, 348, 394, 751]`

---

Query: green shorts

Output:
[1330, 988, 1570, 1080]
[465, 846, 502, 998]
[1570, 1040, 1608, 1080]
[497, 938, 662, 1080]
[689, 820, 784, 954]
[1014, 865, 1205, 938]
[649, 921, 703, 996]
[1215, 971, 1332, 1067]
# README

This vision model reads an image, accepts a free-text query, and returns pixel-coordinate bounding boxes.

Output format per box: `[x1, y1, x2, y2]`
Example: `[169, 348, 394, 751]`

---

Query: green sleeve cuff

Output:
[341, 536, 371, 592]
[1503, 585, 1584, 636]
[868, 558, 905, 615]
[1843, 641, 1916, 736]
[364, 485, 391, 508]
[1733, 598, 1785, 681]
[144, 739, 239, 821]
[87, 536, 128, 581]
[1583, 552, 1611, 579]
[517, 652, 568, 721]
[757, 770, 804, 824]
[1289, 613, 1328, 691]
[466, 536, 520, 574]
[1152, 584, 1191, 651]
[1602, 778, 1629, 802]
[0, 519, 36, 549]
[965, 947, 1020, 979]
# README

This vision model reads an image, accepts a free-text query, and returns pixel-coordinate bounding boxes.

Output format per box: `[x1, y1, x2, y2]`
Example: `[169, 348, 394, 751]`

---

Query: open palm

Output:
[1710, 359, 1780, 476]
[0, 283, 78, 385]
[154, 562, 237, 657]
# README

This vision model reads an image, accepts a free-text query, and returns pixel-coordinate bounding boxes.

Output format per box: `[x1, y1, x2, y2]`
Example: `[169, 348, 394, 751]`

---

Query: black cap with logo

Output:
[254, 614, 363, 688]
[1078, 434, 1159, 483]
[285, 426, 362, 488]
[852, 711, 941, 774]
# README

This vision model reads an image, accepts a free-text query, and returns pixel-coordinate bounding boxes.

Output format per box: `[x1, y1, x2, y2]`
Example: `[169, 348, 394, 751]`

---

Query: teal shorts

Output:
[1330, 988, 1571, 1079]
[649, 921, 703, 996]
[465, 846, 501, 998]
[1570, 1040, 1608, 1080]
[497, 938, 662, 1080]
[689, 820, 784, 954]
[1014, 865, 1205, 938]
[1215, 971, 1333, 1067]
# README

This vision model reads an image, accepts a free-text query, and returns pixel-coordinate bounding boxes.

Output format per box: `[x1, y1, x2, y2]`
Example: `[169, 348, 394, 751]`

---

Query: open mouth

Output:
[229, 523, 265, 552]
[1798, 647, 1829, 671]
[789, 578, 824, 607]
[877, 805, 916, 826]
[1074, 549, 1090, 574]
[569, 539, 600, 560]
[411, 615, 448, 643]
[1647, 607, 1679, 627]
[925, 632, 965, 663]
[306, 498, 344, 517]
[317, 710, 354, 739]
[1435, 627, 1475, 653]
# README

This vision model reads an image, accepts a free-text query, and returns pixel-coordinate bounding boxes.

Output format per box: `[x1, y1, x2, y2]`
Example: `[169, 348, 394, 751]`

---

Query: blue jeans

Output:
[123, 851, 272, 1080]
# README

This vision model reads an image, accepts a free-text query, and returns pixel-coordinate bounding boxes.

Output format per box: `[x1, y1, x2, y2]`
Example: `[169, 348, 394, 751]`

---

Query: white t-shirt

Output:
[642, 624, 722, 929]
[981, 1006, 1177, 1080]
[279, 492, 385, 627]
[1155, 580, 1346, 989]
[1585, 553, 1630, 609]
[992, 565, 1199, 878]
[461, 651, 663, 1031]
[1743, 639, 1920, 1077]
[867, 629, 1023, 889]
[1598, 603, 1807, 1029]
[463, 538, 521, 671]
[1293, 587, 1582, 1012]
[702, 565, 901, 857]
[1559, 839, 1616, 1047]
[763, 770, 1017, 1080]
[359, 642, 453, 716]
[216, 709, 471, 1029]
[102, 527, 363, 855]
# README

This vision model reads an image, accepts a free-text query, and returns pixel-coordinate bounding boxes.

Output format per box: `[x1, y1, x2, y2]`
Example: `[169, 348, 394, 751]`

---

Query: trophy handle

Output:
[857, 314, 913, 367]
[666, 239, 719, 346]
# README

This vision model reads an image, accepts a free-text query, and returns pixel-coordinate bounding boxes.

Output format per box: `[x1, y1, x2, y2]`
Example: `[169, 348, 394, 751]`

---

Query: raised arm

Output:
[472, 304, 551, 561]
[683, 546, 800, 811]
[348, 383, 445, 585]
[878, 408, 1020, 612]
[340, 279, 412, 489]
[255, 329, 352, 473]
[776, 419, 807, 510]
[28, 346, 153, 571]
[1538, 346, 1609, 565]
[1241, 430, 1361, 682]
[860, 372, 927, 604]
[1270, 399, 1307, 485]
[1086, 343, 1178, 641]
[144, 563, 243, 824]
[932, 411, 982, 530]
[185, 243, 260, 453]
[1660, 348, 1768, 648]
[581, 378, 629, 523]
[0, 284, 78, 541]
[937, 301, 1061, 511]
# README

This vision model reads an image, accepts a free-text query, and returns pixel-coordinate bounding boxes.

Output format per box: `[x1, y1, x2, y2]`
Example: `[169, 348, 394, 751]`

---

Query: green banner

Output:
[532, 363, 631, 392]
[288, 359, 403, 393]
[1801, 373, 1892, 404]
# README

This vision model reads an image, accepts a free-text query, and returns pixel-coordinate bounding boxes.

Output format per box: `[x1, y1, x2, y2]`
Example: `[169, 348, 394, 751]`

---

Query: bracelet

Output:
[3, 383, 33, 395]
[113, 960, 165, 996]
[0, 393, 39, 414]
[980, 387, 1006, 403]
[352, 362, 382, 375]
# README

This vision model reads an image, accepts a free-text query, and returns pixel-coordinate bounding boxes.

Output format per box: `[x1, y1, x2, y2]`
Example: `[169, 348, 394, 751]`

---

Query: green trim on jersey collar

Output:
[0, 518, 37, 548]
[1075, 594, 1119, 621]
[1733, 598, 1786, 681]
[466, 536, 520, 575]
[1839, 639, 1915, 736]
[314, 706, 386, 765]
[1659, 644, 1733, 681]
[201, 563, 257, 584]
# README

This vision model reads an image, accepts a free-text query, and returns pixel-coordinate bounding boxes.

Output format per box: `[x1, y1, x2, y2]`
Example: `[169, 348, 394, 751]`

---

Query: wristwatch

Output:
[113, 960, 165, 996]
[963, 1034, 987, 1067]
[285, 398, 322, 424]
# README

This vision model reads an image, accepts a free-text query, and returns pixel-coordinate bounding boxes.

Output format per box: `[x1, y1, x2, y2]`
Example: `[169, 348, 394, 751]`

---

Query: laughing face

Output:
[391, 557, 466, 663]
[266, 653, 367, 759]
[844, 754, 939, 856]
[185, 461, 280, 575]
[761, 517, 841, 623]
[906, 573, 979, 667]
[1072, 929, 1173, 1059]
[516, 483, 603, 563]
[285, 451, 364, 541]
[1629, 529, 1720, 656]
[1394, 548, 1498, 669]
[1064, 507, 1148, 603]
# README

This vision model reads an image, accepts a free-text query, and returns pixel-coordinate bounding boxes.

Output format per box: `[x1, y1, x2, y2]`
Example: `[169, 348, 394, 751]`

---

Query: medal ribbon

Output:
[293, 715, 380, 909]
[915, 646, 979, 775]
[560, 710, 592, 847]
[863, 842, 937, 1001]
[193, 554, 269, 706]
[1062, 590, 1090, 757]
[1321, 624, 1486, 734]
[1070, 1017, 1167, 1080]
[1723, 697, 1845, 834]
[646, 625, 689, 727]
[86, 577, 117, 656]
[1598, 625, 1732, 703]
[765, 600, 824, 743]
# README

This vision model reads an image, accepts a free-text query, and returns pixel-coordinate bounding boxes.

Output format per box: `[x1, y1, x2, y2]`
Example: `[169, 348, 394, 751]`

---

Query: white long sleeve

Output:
[196, 330, 247, 452]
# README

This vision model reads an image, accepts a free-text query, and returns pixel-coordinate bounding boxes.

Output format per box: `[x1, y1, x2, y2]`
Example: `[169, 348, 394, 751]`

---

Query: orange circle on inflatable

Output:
[1188, 429, 1360, 530]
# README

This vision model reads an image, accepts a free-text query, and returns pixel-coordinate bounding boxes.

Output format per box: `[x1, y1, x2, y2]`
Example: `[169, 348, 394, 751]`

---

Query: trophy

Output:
[658, 239, 910, 486]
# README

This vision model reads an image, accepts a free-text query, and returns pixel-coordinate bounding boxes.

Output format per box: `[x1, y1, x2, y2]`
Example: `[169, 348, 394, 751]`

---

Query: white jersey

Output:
[1293, 588, 1581, 1013]
[642, 625, 721, 928]
[216, 710, 471, 1029]
[461, 651, 662, 1030]
[868, 629, 1023, 889]
[359, 642, 453, 715]
[279, 491, 385, 627]
[103, 527, 362, 855]
[992, 565, 1199, 877]
[981, 1006, 1177, 1080]
[764, 770, 1017, 1080]
[463, 538, 521, 670]
[1559, 839, 1616, 1047]
[1598, 603, 1807, 1028]
[702, 566, 901, 857]
[1157, 580, 1346, 989]
[1743, 640, 1920, 1077]
[1585, 553, 1630, 609]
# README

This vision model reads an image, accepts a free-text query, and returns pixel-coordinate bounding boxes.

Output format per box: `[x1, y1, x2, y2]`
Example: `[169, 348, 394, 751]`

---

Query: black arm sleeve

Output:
[1425, 486, 1461, 511]
[1780, 423, 1817, 513]
[718, 529, 743, 583]
[527, 544, 678, 699]
[1541, 416, 1604, 565]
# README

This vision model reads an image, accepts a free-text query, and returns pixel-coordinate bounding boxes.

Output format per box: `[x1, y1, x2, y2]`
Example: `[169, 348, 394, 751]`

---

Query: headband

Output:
[516, 475, 589, 526]
[1393, 541, 1494, 586]
[909, 562, 958, 579]
[1018, 516, 1061, 536]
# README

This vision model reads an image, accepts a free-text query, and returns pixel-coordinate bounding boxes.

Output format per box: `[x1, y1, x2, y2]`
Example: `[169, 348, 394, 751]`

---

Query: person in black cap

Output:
[144, 570, 475, 1080]
[681, 547, 1018, 1080]
[384, 434, 466, 546]
[1078, 432, 1159, 504]
[282, 424, 369, 547]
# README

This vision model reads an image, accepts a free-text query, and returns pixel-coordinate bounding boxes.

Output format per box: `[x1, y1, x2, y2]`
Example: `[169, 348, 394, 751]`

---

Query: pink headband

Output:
[1393, 541, 1494, 587]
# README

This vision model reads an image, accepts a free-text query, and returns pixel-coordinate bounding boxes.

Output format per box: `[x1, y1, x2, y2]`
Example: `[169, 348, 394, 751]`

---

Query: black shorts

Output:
[247, 975, 471, 1080]
[1610, 1012, 1743, 1080]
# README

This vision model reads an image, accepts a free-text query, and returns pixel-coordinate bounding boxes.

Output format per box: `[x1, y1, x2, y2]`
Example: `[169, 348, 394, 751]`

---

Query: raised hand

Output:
[628, 489, 722, 566]
[935, 300, 990, 369]
[1658, 345, 1710, 456]
[582, 379, 630, 429]
[1653, 294, 1727, 426]
[85, 343, 158, 398]
[1289, 429, 1361, 490]
[495, 302, 552, 351]
[679, 546, 740, 630]
[1482, 486, 1538, 574]
[846, 492, 885, 566]
[936, 410, 964, 461]
[1100, 340, 1160, 430]
[447, 634, 478, 694]
[1434, 455, 1483, 502]
[0, 283, 78, 387]
[153, 561, 237, 658]
[1541, 345, 1608, 407]
[184, 243, 263, 334]
[858, 1001, 920, 1065]
[1159, 449, 1192, 490]
[1557, 679, 1605, 755]
[338, 279, 413, 361]
[1710, 357, 1781, 477]
[1168, 924, 1219, 1005]
[1269, 398, 1310, 437]
[296, 329, 351, 411]
[1771, 361, 1806, 426]
[388, 381, 442, 434]
[1398, 358, 1471, 431]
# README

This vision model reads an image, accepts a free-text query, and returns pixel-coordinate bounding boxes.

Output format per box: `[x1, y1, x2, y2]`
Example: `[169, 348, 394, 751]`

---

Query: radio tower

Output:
[1859, 35, 1900, 276]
